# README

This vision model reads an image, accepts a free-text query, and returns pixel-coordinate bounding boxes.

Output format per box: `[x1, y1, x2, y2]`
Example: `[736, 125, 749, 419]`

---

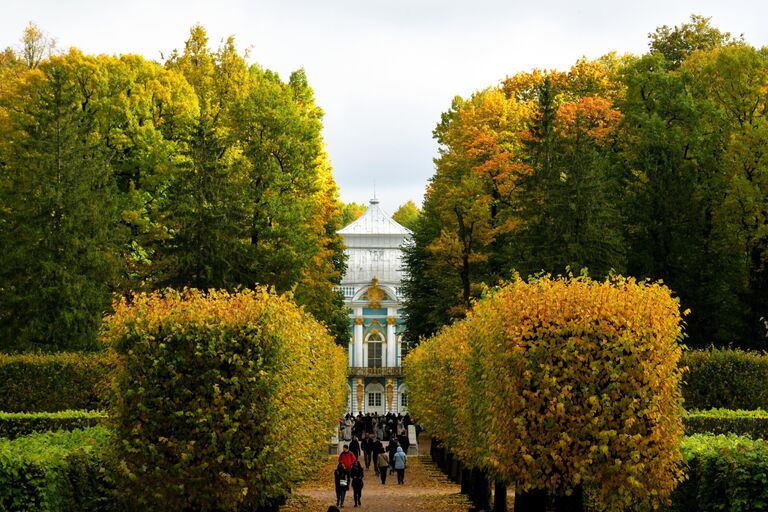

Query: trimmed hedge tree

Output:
[407, 275, 686, 511]
[0, 353, 115, 412]
[682, 348, 768, 410]
[102, 288, 347, 512]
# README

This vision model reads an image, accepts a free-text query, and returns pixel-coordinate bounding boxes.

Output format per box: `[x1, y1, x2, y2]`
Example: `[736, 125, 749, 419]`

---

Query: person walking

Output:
[377, 449, 389, 484]
[350, 460, 365, 507]
[394, 446, 407, 484]
[349, 435, 361, 461]
[339, 444, 356, 471]
[386, 438, 399, 475]
[372, 436, 385, 475]
[334, 462, 350, 508]
[362, 433, 374, 470]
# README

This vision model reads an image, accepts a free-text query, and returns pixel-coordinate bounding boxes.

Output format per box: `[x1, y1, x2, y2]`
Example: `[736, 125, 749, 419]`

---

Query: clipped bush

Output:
[0, 426, 114, 512]
[684, 409, 768, 439]
[682, 348, 768, 410]
[0, 410, 106, 440]
[408, 275, 686, 510]
[669, 434, 768, 511]
[103, 288, 347, 511]
[0, 352, 115, 412]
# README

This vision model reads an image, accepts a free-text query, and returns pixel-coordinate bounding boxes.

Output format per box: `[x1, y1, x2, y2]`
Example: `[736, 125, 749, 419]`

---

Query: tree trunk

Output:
[471, 467, 491, 511]
[514, 488, 547, 512]
[553, 485, 583, 512]
[494, 480, 508, 512]
[460, 464, 472, 495]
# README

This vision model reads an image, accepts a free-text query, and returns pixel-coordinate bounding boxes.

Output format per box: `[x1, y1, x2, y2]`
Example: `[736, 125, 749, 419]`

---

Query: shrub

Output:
[407, 274, 686, 509]
[682, 348, 768, 410]
[0, 352, 115, 412]
[0, 410, 106, 440]
[0, 426, 114, 512]
[103, 288, 347, 512]
[669, 434, 768, 511]
[684, 409, 768, 439]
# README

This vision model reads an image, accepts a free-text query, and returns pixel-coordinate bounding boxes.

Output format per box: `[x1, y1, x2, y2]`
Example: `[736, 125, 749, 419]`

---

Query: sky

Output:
[2, 1, 768, 214]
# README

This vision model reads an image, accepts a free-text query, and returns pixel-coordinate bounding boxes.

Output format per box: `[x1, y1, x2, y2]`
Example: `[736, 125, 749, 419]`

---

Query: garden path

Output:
[280, 435, 473, 512]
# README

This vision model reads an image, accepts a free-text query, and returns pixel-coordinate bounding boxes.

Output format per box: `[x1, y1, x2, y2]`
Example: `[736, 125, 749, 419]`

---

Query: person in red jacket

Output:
[338, 444, 357, 470]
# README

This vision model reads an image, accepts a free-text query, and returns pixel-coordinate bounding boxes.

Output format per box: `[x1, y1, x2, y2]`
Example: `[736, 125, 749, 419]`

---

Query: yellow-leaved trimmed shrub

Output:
[102, 288, 347, 511]
[407, 275, 685, 509]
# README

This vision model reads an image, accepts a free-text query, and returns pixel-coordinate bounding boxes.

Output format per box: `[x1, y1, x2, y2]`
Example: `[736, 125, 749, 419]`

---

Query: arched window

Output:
[367, 331, 383, 368]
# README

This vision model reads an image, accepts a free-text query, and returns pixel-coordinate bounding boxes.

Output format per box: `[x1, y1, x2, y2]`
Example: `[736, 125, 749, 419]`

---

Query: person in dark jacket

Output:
[334, 462, 350, 507]
[349, 435, 361, 461]
[386, 438, 399, 475]
[350, 460, 365, 507]
[361, 433, 375, 469]
[372, 436, 385, 475]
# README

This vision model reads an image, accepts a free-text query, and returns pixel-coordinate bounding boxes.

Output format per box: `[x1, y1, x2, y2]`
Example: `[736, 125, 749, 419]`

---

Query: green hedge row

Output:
[0, 410, 107, 440]
[682, 348, 768, 410]
[0, 427, 114, 512]
[684, 409, 768, 439]
[667, 434, 768, 512]
[0, 353, 115, 413]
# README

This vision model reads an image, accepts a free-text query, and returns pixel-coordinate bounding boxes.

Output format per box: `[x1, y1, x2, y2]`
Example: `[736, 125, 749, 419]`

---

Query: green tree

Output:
[649, 14, 735, 68]
[0, 50, 122, 350]
[392, 200, 419, 230]
[340, 201, 367, 225]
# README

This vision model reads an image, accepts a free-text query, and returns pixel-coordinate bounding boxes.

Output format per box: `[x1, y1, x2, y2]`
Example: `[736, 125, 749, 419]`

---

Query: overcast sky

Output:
[2, 1, 767, 213]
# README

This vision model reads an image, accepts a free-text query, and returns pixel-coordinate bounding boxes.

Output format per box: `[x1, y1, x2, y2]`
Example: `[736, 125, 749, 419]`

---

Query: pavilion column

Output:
[387, 309, 397, 367]
[354, 309, 364, 368]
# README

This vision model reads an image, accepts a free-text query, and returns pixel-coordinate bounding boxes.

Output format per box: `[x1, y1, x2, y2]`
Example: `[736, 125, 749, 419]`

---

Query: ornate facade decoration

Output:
[366, 277, 385, 309]
[338, 198, 412, 415]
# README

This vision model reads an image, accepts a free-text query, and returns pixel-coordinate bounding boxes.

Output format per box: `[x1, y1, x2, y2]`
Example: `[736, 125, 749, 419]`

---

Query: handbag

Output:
[339, 479, 348, 487]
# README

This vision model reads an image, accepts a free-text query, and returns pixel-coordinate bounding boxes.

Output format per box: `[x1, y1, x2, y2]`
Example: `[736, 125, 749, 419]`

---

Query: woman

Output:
[334, 461, 350, 508]
[350, 459, 365, 507]
[394, 446, 407, 484]
[377, 449, 389, 484]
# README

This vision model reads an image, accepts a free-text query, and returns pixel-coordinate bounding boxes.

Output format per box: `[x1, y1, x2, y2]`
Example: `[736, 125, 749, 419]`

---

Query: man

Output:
[338, 444, 356, 470]
[362, 433, 375, 469]
[349, 435, 361, 461]
[372, 436, 385, 476]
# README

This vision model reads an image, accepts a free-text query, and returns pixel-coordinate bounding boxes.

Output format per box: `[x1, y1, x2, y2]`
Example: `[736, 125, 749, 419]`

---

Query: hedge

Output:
[668, 434, 768, 512]
[0, 352, 115, 412]
[0, 410, 107, 440]
[407, 274, 685, 510]
[0, 426, 114, 512]
[684, 409, 768, 439]
[682, 348, 768, 410]
[103, 288, 348, 511]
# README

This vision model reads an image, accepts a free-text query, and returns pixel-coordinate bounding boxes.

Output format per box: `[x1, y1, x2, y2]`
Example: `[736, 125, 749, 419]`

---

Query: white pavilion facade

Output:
[337, 198, 411, 415]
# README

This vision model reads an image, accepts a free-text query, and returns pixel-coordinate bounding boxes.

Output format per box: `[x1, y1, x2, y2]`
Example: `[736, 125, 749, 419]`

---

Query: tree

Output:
[20, 22, 55, 69]
[340, 201, 367, 225]
[392, 200, 419, 230]
[0, 50, 122, 350]
[649, 14, 735, 68]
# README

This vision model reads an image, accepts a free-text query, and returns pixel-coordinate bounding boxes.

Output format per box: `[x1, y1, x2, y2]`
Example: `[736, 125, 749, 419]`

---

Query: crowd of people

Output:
[332, 412, 414, 508]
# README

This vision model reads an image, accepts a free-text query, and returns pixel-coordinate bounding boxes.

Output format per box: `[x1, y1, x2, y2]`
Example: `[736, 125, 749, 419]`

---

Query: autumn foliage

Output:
[102, 288, 347, 511]
[406, 275, 686, 508]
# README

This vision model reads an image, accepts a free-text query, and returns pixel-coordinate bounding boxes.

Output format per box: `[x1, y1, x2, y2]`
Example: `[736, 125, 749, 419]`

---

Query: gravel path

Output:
[280, 437, 472, 512]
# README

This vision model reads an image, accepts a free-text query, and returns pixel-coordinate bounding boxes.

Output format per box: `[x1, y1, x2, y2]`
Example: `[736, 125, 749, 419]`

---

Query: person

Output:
[349, 435, 361, 462]
[339, 444, 356, 470]
[334, 462, 350, 508]
[394, 446, 407, 484]
[386, 438, 399, 475]
[377, 449, 389, 484]
[398, 429, 410, 454]
[344, 416, 353, 441]
[361, 433, 374, 470]
[350, 459, 365, 507]
[372, 436, 385, 475]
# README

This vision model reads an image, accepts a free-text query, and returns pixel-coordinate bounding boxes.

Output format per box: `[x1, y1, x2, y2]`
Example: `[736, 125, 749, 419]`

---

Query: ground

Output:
[280, 436, 473, 512]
